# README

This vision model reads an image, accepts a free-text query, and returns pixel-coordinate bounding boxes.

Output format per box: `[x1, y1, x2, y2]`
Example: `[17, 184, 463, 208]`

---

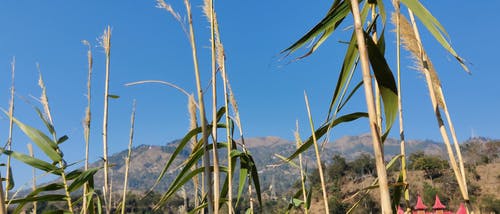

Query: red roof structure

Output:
[397, 205, 404, 214]
[433, 195, 446, 210]
[456, 203, 467, 214]
[414, 195, 428, 210]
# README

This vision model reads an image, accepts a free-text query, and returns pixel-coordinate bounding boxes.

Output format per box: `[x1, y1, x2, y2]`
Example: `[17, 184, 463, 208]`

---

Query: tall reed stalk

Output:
[204, 0, 221, 211]
[5, 57, 15, 202]
[304, 92, 329, 213]
[121, 101, 136, 214]
[399, 10, 470, 210]
[182, 0, 214, 212]
[27, 144, 36, 214]
[82, 40, 93, 214]
[294, 125, 308, 214]
[391, 0, 411, 211]
[188, 94, 200, 210]
[37, 69, 74, 213]
[100, 26, 112, 214]
[0, 173, 5, 214]
[349, 0, 392, 213]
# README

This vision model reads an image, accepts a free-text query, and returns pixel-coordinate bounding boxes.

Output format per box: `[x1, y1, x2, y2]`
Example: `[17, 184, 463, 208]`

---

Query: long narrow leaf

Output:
[1, 149, 61, 175]
[282, 0, 350, 55]
[286, 112, 368, 161]
[365, 31, 398, 140]
[5, 113, 61, 162]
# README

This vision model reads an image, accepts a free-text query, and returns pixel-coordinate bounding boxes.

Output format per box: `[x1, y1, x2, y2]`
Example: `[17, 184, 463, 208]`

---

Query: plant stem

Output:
[28, 144, 37, 214]
[208, 0, 221, 212]
[82, 40, 93, 214]
[392, 0, 411, 210]
[101, 26, 112, 214]
[407, 9, 469, 205]
[349, 0, 392, 213]
[294, 124, 308, 214]
[304, 92, 329, 214]
[0, 173, 5, 214]
[183, 0, 214, 212]
[121, 101, 136, 214]
[5, 57, 15, 202]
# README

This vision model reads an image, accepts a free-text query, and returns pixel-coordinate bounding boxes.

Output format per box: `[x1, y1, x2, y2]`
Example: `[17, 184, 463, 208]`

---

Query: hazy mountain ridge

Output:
[92, 135, 449, 194]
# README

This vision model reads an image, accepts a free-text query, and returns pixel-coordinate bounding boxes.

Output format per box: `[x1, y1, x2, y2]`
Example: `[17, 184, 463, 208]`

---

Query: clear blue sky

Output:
[0, 1, 498, 187]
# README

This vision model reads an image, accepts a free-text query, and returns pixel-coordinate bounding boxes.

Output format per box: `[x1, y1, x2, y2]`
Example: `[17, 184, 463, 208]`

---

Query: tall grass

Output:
[120, 101, 136, 214]
[100, 26, 113, 214]
[82, 39, 93, 214]
[0, 1, 473, 213]
[304, 92, 329, 213]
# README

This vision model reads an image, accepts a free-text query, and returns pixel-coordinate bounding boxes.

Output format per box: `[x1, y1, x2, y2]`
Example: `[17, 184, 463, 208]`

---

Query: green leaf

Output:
[108, 94, 120, 99]
[155, 167, 207, 210]
[1, 149, 61, 175]
[327, 3, 370, 119]
[400, 0, 469, 73]
[68, 167, 101, 192]
[33, 106, 55, 136]
[286, 112, 368, 161]
[7, 166, 14, 190]
[365, 31, 398, 140]
[149, 124, 224, 192]
[5, 112, 62, 162]
[57, 135, 69, 145]
[282, 0, 350, 56]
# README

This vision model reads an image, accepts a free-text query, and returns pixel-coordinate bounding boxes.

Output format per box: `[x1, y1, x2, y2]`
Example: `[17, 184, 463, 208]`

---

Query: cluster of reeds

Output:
[281, 0, 471, 213]
[127, 0, 263, 213]
[0, 0, 472, 213]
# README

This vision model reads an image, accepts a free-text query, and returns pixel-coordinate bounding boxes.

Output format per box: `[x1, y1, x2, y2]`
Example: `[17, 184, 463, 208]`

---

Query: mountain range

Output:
[91, 134, 448, 194]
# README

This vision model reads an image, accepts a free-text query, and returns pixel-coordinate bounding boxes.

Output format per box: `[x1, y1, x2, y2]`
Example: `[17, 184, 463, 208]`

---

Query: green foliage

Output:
[348, 153, 376, 177]
[2, 110, 102, 213]
[327, 154, 348, 181]
[409, 151, 448, 179]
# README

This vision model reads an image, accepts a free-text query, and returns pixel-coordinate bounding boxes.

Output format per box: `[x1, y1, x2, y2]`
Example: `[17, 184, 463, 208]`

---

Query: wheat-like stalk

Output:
[81, 39, 93, 214]
[398, 10, 470, 209]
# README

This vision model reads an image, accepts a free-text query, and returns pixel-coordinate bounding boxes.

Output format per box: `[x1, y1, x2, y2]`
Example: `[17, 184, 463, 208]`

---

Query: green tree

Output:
[327, 154, 348, 181]
[348, 153, 375, 177]
[409, 151, 448, 179]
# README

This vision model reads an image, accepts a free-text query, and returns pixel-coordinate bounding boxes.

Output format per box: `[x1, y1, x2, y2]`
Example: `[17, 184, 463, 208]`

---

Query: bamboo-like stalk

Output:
[188, 94, 200, 210]
[37, 69, 74, 213]
[82, 40, 93, 214]
[294, 123, 308, 214]
[391, 0, 411, 210]
[182, 0, 214, 212]
[121, 101, 136, 214]
[349, 0, 393, 213]
[205, 0, 221, 211]
[304, 92, 329, 213]
[404, 10, 470, 207]
[5, 57, 15, 202]
[247, 181, 254, 213]
[27, 144, 37, 214]
[211, 10, 234, 212]
[100, 26, 112, 214]
[0, 172, 5, 214]
[438, 90, 467, 194]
